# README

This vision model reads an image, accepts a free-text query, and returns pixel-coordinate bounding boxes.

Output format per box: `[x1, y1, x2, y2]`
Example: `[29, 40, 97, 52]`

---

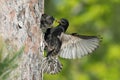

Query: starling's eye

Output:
[61, 21, 66, 25]
[61, 21, 65, 24]
[59, 18, 69, 26]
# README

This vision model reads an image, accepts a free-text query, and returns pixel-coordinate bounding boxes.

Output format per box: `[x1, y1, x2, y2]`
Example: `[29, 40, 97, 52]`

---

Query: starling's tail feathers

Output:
[42, 57, 62, 74]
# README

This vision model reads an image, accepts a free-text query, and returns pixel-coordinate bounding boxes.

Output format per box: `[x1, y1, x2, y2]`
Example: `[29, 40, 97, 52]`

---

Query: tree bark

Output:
[0, 0, 44, 80]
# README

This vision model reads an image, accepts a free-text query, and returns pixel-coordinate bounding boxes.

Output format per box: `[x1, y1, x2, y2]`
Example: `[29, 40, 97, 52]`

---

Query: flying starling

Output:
[42, 18, 69, 74]
[42, 18, 101, 74]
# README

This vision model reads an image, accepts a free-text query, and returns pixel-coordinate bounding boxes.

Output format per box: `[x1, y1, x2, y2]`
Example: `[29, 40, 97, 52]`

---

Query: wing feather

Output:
[59, 33, 101, 59]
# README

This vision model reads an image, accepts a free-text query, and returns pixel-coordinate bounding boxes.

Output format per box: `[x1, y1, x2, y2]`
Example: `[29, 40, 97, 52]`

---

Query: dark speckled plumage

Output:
[42, 16, 101, 74]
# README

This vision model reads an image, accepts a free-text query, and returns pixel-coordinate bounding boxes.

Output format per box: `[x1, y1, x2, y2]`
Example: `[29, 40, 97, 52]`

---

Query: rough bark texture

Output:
[0, 0, 44, 80]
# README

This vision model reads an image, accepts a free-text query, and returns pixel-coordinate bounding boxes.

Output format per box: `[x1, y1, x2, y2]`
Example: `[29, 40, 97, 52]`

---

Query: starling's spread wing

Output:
[59, 33, 101, 59]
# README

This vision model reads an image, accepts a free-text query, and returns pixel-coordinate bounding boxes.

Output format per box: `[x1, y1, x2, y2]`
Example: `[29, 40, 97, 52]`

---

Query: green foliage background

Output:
[44, 0, 120, 80]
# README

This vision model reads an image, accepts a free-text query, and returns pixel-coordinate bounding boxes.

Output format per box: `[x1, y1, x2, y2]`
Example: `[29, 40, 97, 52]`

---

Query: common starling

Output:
[40, 14, 55, 33]
[42, 18, 69, 74]
[42, 18, 101, 74]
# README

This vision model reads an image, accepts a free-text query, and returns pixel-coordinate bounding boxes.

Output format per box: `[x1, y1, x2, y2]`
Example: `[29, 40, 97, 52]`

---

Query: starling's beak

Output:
[55, 19, 61, 24]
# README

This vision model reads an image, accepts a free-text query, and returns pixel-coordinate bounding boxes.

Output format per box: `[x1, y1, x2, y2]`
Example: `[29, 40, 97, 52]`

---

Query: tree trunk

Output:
[0, 0, 44, 80]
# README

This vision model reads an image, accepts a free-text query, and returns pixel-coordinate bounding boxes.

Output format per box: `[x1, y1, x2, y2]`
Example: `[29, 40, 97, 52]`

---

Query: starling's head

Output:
[57, 18, 69, 27]
[56, 18, 69, 32]
[41, 14, 55, 26]
[40, 14, 55, 32]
